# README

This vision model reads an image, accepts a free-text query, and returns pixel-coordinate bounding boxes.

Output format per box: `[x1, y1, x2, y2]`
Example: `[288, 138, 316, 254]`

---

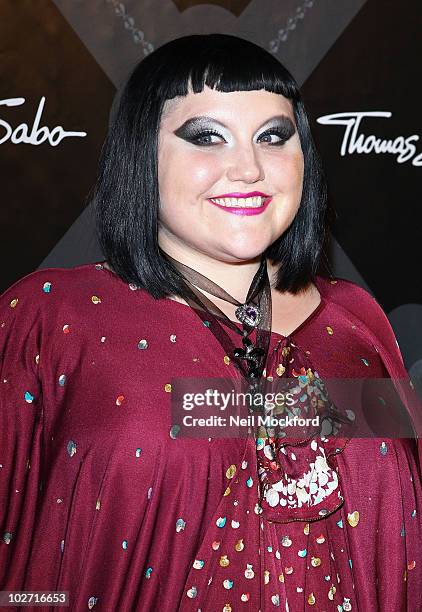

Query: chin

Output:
[216, 242, 273, 263]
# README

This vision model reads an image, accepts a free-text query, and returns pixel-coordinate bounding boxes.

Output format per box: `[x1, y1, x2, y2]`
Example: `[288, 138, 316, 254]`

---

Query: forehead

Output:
[160, 86, 294, 126]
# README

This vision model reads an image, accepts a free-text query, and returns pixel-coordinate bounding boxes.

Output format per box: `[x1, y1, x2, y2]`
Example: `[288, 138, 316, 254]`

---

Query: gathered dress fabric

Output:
[0, 262, 421, 612]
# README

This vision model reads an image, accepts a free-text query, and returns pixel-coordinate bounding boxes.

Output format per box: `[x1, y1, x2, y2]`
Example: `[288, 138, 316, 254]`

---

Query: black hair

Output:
[93, 33, 331, 298]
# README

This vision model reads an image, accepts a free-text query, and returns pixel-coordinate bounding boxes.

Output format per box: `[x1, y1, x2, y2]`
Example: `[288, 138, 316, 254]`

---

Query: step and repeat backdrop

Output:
[1, 0, 421, 389]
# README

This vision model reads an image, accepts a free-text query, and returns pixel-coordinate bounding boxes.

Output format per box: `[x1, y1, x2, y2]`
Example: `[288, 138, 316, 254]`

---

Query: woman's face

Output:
[157, 85, 304, 263]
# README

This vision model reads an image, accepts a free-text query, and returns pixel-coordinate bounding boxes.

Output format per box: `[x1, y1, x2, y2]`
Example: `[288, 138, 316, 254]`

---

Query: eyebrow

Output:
[174, 114, 295, 132]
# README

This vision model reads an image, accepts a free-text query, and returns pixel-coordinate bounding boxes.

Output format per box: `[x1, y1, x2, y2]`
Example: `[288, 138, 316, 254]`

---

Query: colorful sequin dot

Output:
[135, 448, 142, 458]
[42, 282, 52, 293]
[145, 567, 153, 579]
[10, 298, 18, 308]
[186, 586, 197, 598]
[116, 395, 125, 406]
[63, 324, 70, 334]
[276, 364, 286, 377]
[91, 296, 101, 304]
[347, 511, 360, 527]
[58, 374, 66, 386]
[169, 424, 180, 439]
[380, 442, 388, 455]
[24, 391, 34, 403]
[164, 383, 172, 393]
[67, 441, 77, 457]
[226, 465, 237, 479]
[308, 592, 316, 605]
[326, 326, 334, 335]
[235, 539, 244, 551]
[122, 540, 128, 550]
[138, 339, 148, 349]
[87, 596, 98, 609]
[244, 564, 254, 579]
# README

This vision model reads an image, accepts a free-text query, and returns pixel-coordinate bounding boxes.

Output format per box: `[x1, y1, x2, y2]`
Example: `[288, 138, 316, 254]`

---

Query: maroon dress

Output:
[1, 261, 421, 611]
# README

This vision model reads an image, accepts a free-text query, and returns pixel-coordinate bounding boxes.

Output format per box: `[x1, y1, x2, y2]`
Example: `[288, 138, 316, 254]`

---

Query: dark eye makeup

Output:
[173, 115, 296, 147]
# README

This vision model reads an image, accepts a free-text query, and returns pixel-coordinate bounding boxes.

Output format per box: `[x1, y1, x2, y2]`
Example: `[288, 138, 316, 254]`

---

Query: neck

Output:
[160, 245, 279, 303]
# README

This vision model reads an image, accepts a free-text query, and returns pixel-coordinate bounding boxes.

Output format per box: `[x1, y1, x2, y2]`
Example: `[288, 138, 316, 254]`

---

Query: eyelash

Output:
[189, 128, 291, 147]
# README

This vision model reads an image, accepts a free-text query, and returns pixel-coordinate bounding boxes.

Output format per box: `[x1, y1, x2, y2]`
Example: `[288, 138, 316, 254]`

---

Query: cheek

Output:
[160, 149, 220, 203]
[183, 151, 222, 188]
[296, 153, 305, 184]
[269, 151, 304, 195]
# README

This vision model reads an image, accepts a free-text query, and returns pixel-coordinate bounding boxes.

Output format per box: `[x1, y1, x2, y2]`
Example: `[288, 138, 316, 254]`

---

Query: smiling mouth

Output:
[208, 196, 269, 208]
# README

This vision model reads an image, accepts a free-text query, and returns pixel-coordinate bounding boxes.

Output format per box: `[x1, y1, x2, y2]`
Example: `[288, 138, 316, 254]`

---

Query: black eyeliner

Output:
[173, 115, 296, 143]
[260, 120, 296, 143]
[263, 117, 296, 137]
[173, 118, 216, 140]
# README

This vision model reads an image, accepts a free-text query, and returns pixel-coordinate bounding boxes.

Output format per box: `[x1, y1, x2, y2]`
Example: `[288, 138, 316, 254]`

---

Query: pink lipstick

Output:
[211, 191, 270, 198]
[207, 192, 272, 216]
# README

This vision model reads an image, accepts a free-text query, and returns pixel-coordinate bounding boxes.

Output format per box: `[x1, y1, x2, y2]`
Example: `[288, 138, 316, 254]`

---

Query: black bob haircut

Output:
[93, 33, 331, 299]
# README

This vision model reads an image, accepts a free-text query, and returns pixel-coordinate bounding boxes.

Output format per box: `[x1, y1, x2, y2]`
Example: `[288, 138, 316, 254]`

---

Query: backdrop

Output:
[1, 0, 421, 391]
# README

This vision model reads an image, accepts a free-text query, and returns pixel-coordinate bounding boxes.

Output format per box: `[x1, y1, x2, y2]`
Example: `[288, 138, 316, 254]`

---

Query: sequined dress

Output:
[0, 262, 421, 612]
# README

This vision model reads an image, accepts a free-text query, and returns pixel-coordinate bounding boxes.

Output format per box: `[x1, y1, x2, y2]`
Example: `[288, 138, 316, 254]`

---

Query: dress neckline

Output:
[98, 260, 327, 341]
[162, 285, 326, 341]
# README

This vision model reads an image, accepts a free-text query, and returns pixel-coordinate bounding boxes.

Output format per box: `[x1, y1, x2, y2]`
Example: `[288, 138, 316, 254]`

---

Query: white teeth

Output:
[209, 196, 267, 208]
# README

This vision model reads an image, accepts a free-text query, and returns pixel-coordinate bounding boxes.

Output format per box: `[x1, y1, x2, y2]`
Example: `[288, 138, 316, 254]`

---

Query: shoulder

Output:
[315, 274, 403, 363]
[315, 274, 374, 305]
[316, 274, 384, 322]
[1, 262, 102, 299]
[0, 261, 157, 328]
[0, 263, 104, 323]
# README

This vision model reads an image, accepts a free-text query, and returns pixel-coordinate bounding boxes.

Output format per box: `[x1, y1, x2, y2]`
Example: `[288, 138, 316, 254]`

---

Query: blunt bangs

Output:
[93, 34, 329, 299]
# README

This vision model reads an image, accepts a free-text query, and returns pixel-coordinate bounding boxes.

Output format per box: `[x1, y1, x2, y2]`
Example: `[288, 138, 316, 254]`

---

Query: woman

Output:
[0, 34, 421, 611]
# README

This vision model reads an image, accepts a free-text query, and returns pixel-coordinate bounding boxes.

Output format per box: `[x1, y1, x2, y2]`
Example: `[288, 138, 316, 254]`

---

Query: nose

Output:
[226, 143, 264, 183]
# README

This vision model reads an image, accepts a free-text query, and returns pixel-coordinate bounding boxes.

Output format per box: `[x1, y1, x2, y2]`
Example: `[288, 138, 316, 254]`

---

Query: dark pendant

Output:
[233, 335, 265, 379]
[235, 302, 261, 327]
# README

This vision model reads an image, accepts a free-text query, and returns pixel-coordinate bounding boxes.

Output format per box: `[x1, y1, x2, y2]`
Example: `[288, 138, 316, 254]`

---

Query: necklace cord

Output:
[161, 253, 272, 388]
